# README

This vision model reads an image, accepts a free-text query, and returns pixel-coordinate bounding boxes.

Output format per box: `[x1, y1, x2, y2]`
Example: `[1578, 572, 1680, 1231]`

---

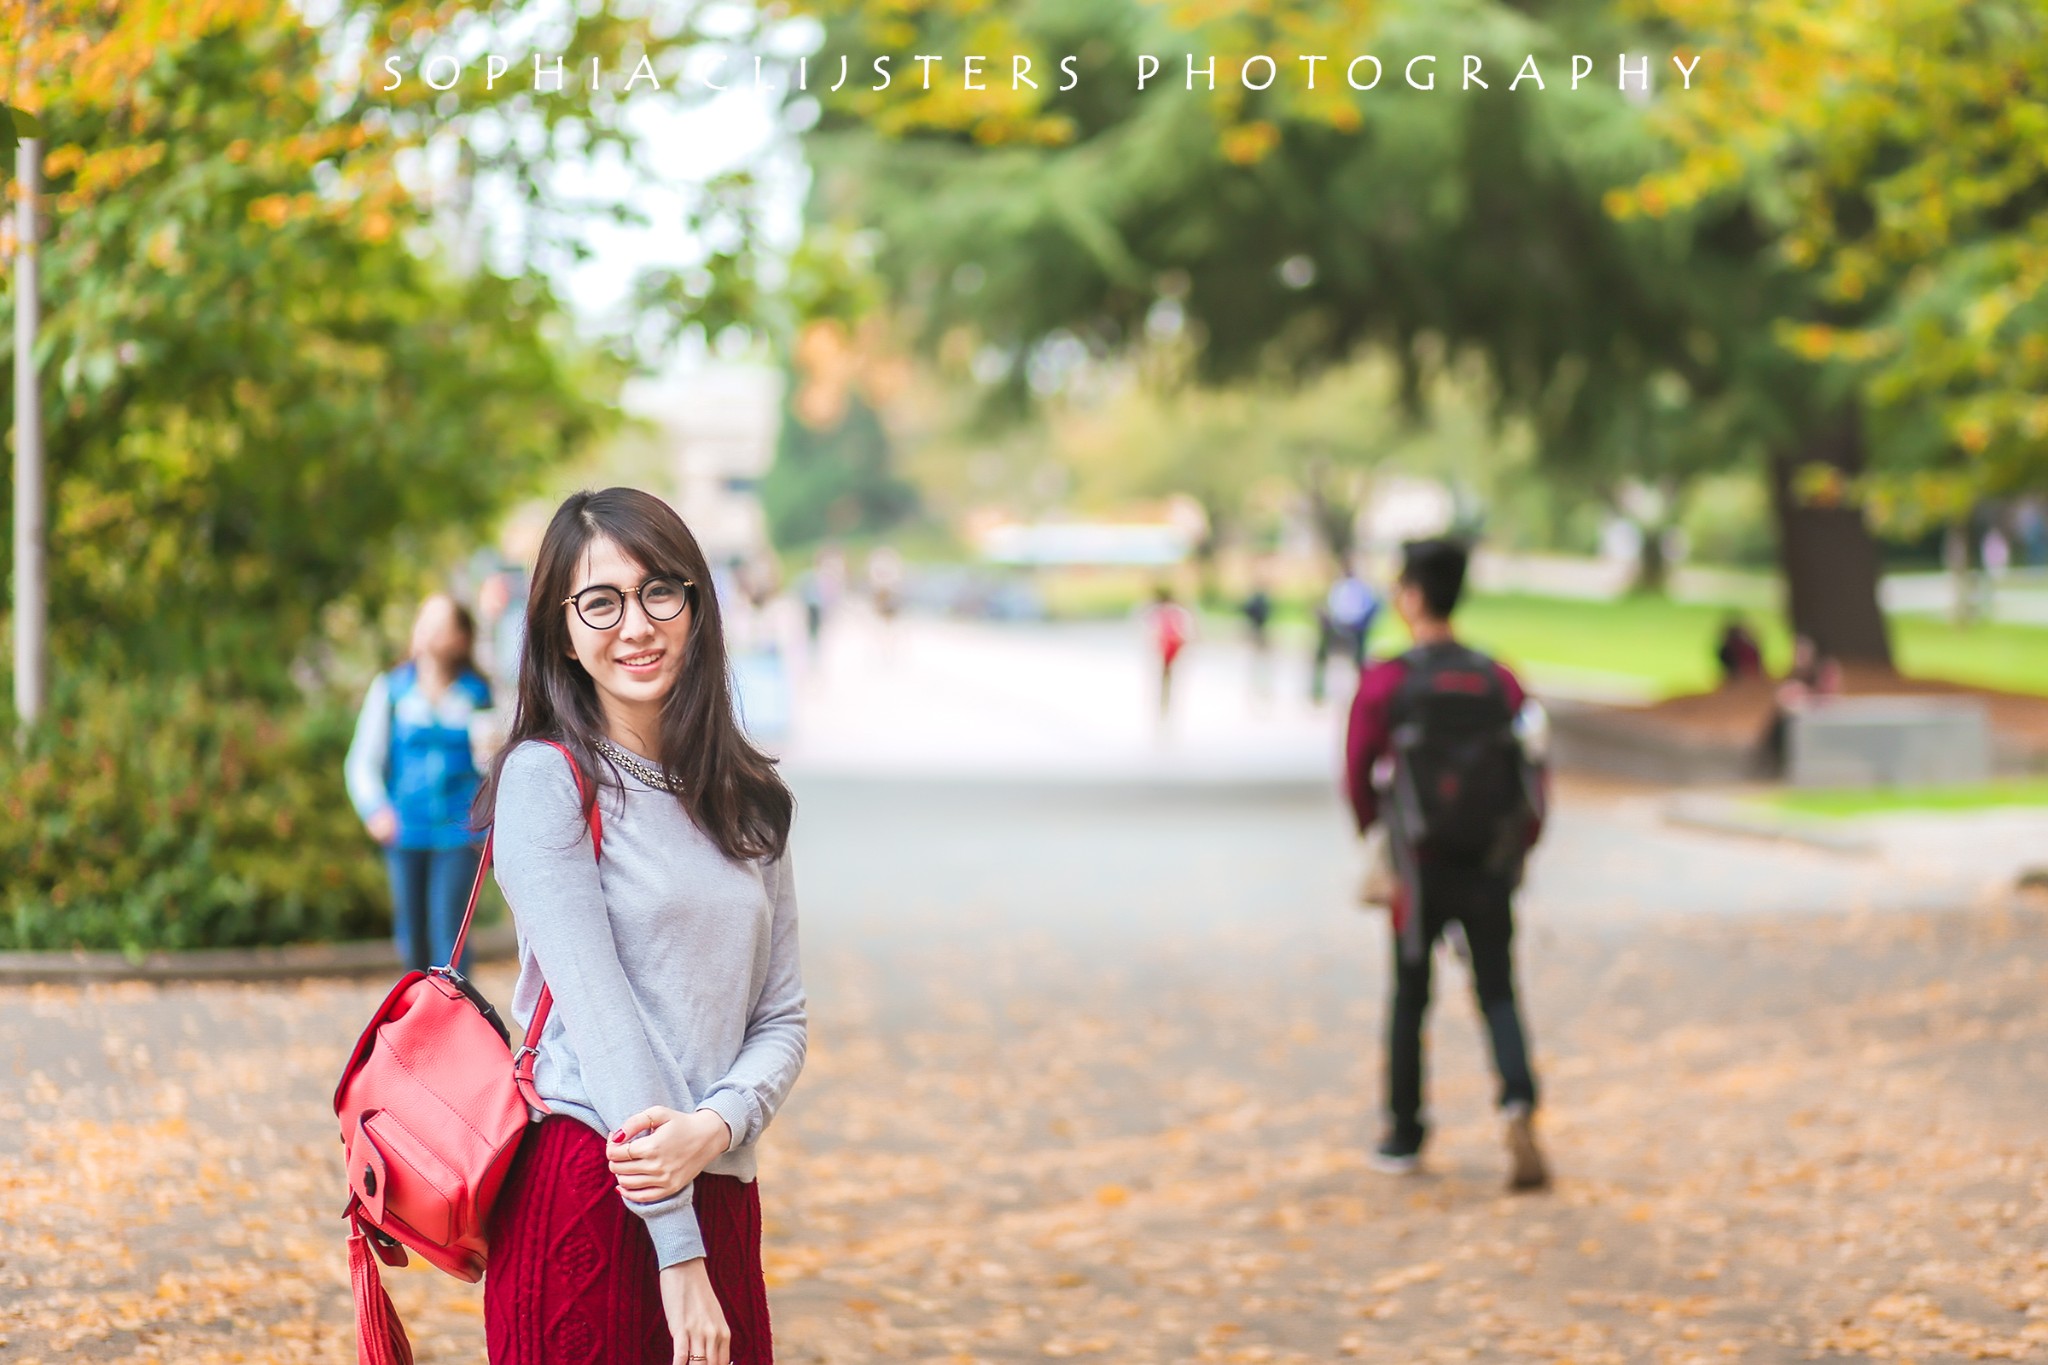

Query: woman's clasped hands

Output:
[605, 1105, 733, 1203]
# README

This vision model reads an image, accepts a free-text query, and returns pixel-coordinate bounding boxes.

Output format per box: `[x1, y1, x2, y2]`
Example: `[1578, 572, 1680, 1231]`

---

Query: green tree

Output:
[791, 0, 1909, 663]
[0, 1, 785, 947]
[765, 389, 919, 546]
[1615, 0, 2048, 638]
[1, 7, 608, 692]
[337, 0, 777, 354]
[1620, 0, 2048, 517]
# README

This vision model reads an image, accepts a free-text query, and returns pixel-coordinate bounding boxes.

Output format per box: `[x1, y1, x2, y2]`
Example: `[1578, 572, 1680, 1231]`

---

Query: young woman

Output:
[345, 594, 494, 974]
[476, 488, 805, 1365]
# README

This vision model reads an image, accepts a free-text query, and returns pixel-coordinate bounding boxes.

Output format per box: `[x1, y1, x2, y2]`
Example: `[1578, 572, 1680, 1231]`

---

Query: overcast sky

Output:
[304, 0, 816, 369]
[549, 75, 812, 344]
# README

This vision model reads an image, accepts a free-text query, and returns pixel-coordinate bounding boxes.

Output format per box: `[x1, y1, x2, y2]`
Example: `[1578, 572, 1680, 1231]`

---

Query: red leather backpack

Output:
[334, 740, 594, 1365]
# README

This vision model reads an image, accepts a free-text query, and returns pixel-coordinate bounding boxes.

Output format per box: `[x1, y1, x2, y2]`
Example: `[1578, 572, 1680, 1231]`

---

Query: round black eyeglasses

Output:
[562, 576, 694, 631]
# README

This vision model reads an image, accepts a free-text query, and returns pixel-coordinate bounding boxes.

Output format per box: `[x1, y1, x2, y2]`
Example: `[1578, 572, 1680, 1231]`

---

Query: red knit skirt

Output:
[484, 1115, 774, 1365]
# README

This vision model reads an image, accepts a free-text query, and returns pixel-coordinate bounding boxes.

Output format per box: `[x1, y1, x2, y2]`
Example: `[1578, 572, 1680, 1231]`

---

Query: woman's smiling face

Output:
[565, 535, 692, 723]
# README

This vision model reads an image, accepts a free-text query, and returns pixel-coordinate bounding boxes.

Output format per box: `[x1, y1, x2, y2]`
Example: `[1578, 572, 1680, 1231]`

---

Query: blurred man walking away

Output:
[1344, 539, 1550, 1191]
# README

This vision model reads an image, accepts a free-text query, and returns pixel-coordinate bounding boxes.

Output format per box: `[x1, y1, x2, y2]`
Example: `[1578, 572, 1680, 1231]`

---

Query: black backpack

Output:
[1386, 642, 1534, 873]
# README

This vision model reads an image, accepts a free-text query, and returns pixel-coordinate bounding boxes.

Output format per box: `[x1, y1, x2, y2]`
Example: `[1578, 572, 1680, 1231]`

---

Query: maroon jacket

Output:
[1343, 646, 1542, 838]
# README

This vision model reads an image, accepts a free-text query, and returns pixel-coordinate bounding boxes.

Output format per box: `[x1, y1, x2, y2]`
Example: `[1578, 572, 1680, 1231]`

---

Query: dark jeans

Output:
[385, 844, 483, 975]
[1386, 863, 1538, 1151]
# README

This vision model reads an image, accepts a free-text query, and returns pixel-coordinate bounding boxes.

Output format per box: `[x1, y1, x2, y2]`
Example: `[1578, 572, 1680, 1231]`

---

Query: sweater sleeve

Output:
[697, 854, 808, 1151]
[492, 742, 707, 1266]
[1344, 662, 1401, 833]
[344, 674, 392, 825]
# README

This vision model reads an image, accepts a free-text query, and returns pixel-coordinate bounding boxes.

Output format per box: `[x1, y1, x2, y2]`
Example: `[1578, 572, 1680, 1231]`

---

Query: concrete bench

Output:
[1786, 696, 1992, 788]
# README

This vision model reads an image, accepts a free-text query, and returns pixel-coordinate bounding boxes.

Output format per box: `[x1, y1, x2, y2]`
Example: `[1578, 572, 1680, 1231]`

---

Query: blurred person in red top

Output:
[1345, 539, 1550, 1191]
[1146, 585, 1196, 720]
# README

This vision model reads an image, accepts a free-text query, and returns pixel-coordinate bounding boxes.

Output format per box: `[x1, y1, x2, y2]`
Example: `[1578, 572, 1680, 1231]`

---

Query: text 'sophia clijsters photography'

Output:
[376, 50, 1707, 96]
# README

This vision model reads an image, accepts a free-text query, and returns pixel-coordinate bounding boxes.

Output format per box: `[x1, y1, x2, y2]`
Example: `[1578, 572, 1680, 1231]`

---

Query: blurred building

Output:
[1357, 476, 1455, 552]
[974, 519, 1196, 568]
[626, 363, 786, 564]
[970, 496, 1206, 567]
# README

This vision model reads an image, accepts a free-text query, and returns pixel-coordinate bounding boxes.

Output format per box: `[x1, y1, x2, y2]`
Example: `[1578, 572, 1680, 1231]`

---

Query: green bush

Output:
[0, 680, 389, 953]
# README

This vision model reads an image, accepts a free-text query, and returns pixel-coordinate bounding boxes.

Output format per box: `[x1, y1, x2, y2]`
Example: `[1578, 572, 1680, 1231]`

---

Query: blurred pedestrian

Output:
[1241, 579, 1275, 701]
[2017, 500, 2048, 567]
[478, 567, 529, 696]
[1312, 560, 1380, 702]
[1148, 586, 1195, 720]
[1345, 539, 1550, 1192]
[1984, 526, 2011, 578]
[1764, 633, 1843, 775]
[1328, 562, 1381, 668]
[345, 594, 494, 976]
[1241, 583, 1273, 649]
[867, 545, 905, 623]
[1785, 634, 1845, 700]
[798, 571, 826, 652]
[796, 547, 845, 675]
[476, 487, 804, 1365]
[1714, 613, 1764, 685]
[1983, 526, 2011, 616]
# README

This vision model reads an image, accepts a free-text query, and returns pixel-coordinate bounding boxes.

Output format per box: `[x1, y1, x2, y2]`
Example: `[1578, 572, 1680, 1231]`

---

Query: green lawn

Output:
[1748, 779, 2048, 820]
[1890, 615, 2048, 698]
[1444, 593, 2048, 699]
[1042, 570, 2048, 700]
[1450, 594, 1793, 698]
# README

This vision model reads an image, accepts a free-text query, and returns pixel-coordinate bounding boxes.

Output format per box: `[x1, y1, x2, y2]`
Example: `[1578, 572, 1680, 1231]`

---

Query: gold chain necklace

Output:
[595, 737, 683, 793]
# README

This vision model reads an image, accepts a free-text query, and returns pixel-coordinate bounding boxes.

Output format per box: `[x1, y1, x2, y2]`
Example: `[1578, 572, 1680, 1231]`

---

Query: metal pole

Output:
[13, 135, 44, 737]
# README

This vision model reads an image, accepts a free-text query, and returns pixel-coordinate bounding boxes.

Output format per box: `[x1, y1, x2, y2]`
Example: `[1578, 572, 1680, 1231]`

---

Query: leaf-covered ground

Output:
[2, 780, 2042, 1363]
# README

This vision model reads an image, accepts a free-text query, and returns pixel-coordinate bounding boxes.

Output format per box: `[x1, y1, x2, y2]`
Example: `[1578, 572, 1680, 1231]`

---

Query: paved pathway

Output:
[772, 781, 2048, 1363]
[776, 614, 2042, 918]
[2, 619, 2043, 1362]
[770, 611, 1347, 785]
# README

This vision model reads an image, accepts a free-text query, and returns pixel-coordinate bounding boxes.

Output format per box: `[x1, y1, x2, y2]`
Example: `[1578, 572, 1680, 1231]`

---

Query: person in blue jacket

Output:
[346, 594, 494, 974]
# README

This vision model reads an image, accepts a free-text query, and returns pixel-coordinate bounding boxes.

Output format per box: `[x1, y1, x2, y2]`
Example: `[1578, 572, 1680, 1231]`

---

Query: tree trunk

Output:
[1193, 497, 1231, 609]
[1768, 406, 1894, 669]
[1303, 458, 1358, 569]
[1943, 524, 1979, 626]
[1631, 524, 1670, 596]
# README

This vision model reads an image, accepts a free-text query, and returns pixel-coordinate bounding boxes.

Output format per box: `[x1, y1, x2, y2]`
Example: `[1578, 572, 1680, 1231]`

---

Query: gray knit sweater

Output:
[492, 739, 806, 1266]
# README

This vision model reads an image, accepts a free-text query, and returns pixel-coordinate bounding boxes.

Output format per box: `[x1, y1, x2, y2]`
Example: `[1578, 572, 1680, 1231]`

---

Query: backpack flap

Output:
[1390, 645, 1530, 870]
[348, 1110, 391, 1230]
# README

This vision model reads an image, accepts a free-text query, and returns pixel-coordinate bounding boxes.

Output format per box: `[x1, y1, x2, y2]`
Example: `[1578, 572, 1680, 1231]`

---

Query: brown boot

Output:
[1504, 1104, 1550, 1192]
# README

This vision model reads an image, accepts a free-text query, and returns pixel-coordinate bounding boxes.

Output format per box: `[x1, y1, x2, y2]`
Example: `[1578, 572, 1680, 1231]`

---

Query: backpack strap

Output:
[1387, 647, 1429, 743]
[443, 738, 603, 1116]
[1391, 642, 1509, 727]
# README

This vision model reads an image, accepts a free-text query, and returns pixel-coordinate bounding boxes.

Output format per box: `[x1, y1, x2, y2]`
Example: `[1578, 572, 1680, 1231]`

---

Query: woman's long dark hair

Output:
[473, 488, 793, 863]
